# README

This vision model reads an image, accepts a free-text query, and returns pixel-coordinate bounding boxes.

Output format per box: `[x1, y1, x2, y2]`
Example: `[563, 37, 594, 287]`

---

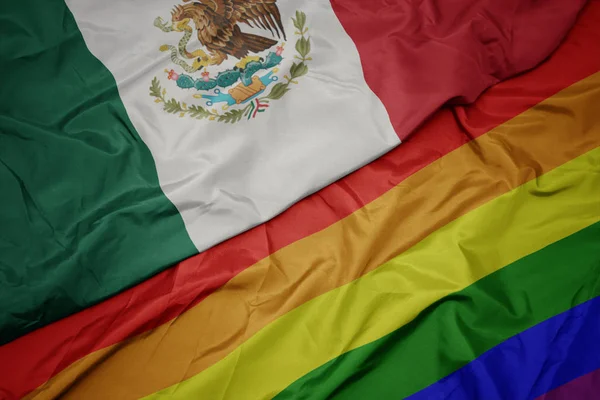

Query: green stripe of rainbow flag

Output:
[278, 221, 600, 399]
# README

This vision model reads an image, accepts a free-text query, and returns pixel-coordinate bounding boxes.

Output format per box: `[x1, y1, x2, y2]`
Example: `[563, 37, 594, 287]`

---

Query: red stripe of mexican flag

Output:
[331, 0, 587, 139]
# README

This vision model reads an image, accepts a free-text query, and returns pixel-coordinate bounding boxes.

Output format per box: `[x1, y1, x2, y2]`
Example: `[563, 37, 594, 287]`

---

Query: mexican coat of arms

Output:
[149, 0, 312, 124]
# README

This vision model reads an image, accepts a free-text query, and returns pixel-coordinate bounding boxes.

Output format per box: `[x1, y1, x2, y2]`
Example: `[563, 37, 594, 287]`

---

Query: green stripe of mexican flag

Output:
[0, 0, 199, 343]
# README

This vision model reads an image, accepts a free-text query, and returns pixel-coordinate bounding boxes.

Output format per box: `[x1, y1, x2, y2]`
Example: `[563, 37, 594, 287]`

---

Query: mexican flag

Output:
[1, 0, 600, 399]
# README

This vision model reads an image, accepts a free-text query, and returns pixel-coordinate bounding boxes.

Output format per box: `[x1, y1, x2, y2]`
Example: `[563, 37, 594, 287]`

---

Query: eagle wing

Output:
[178, 2, 238, 53]
[179, 0, 285, 60]
[230, 0, 287, 40]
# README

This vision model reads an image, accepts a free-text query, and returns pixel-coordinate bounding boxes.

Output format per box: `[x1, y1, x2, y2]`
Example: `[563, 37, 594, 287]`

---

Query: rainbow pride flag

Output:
[1, 0, 600, 399]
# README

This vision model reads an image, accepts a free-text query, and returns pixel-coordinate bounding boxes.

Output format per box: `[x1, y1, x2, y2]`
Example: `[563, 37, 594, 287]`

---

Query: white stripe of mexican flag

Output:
[65, 0, 400, 252]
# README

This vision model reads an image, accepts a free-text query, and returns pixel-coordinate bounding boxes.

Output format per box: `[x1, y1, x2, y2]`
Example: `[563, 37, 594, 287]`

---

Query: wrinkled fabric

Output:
[66, 0, 402, 260]
[0, 0, 199, 345]
[1, 1, 599, 399]
[331, 0, 588, 139]
[277, 223, 600, 399]
[0, 0, 588, 348]
[538, 368, 600, 400]
[2, 2, 600, 397]
[140, 148, 600, 399]
[406, 287, 600, 400]
[16, 71, 600, 399]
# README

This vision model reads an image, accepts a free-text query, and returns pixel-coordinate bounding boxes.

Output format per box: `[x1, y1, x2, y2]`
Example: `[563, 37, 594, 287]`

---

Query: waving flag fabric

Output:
[1, 0, 599, 399]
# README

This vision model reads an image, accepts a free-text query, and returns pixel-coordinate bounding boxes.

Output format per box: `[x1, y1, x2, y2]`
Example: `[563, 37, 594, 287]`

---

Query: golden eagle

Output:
[171, 0, 287, 65]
